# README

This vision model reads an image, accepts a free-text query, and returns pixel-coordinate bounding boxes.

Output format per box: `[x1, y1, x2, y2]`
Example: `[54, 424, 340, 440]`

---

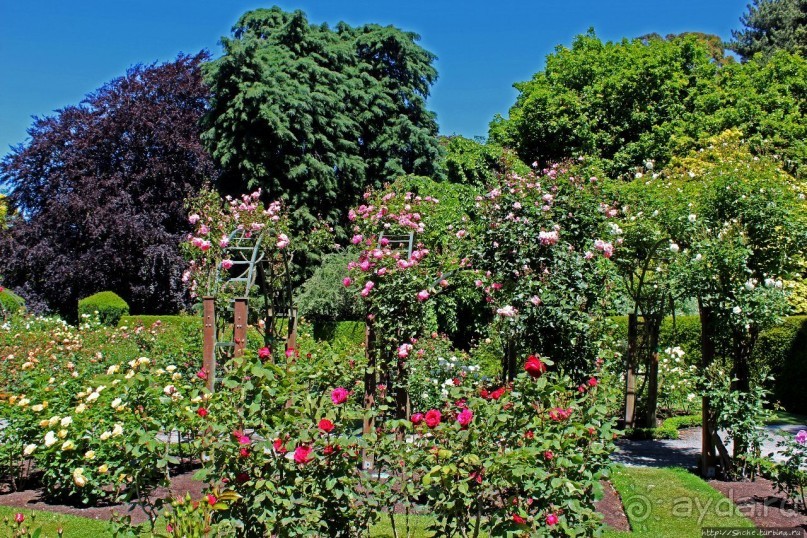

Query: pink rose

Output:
[411, 413, 424, 425]
[294, 445, 313, 465]
[546, 513, 559, 526]
[417, 290, 430, 302]
[221, 259, 233, 270]
[331, 387, 349, 405]
[457, 408, 473, 428]
[342, 277, 352, 287]
[276, 233, 290, 249]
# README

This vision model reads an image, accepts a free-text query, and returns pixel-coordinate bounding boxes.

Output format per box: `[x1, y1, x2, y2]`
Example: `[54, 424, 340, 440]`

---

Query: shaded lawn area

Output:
[0, 466, 756, 537]
[767, 410, 807, 426]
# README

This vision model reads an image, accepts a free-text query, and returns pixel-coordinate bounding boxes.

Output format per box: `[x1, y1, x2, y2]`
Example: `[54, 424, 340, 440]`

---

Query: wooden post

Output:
[645, 314, 661, 429]
[287, 307, 298, 352]
[202, 297, 216, 392]
[700, 305, 716, 477]
[624, 313, 638, 428]
[233, 298, 248, 358]
[362, 323, 376, 470]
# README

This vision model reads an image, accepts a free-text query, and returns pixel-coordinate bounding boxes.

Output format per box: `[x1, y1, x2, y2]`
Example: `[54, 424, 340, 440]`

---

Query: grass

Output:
[0, 505, 110, 537]
[0, 467, 756, 537]
[767, 410, 807, 426]
[603, 466, 755, 538]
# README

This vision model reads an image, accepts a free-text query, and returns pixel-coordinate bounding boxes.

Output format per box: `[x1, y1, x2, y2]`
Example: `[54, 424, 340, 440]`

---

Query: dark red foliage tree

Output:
[0, 52, 215, 318]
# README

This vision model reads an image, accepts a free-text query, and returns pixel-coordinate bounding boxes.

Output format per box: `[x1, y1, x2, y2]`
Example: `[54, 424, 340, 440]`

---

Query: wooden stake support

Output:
[202, 297, 216, 392]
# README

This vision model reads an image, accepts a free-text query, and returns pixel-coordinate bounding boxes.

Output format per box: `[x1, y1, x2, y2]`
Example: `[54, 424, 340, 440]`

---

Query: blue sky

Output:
[0, 1, 748, 157]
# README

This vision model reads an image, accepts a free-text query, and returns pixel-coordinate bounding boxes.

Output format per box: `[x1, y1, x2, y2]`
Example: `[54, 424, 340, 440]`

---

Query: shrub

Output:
[297, 251, 364, 322]
[78, 292, 130, 326]
[0, 287, 25, 314]
[625, 414, 701, 440]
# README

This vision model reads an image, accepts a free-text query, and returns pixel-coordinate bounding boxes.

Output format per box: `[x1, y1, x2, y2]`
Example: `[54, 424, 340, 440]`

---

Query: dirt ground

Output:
[709, 476, 807, 532]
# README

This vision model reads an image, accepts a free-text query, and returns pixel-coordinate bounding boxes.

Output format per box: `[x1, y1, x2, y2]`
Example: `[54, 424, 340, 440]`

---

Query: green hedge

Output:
[312, 321, 366, 348]
[0, 288, 25, 314]
[118, 315, 200, 330]
[610, 315, 807, 415]
[625, 414, 701, 440]
[78, 291, 129, 326]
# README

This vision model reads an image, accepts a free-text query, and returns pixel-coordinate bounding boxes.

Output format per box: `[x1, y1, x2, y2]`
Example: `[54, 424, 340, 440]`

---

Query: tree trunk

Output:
[624, 314, 638, 428]
[644, 314, 662, 428]
[700, 304, 717, 477]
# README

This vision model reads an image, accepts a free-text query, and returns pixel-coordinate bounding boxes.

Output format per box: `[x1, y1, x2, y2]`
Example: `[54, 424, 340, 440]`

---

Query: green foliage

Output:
[625, 414, 701, 440]
[202, 7, 441, 236]
[311, 320, 365, 348]
[729, 0, 807, 60]
[78, 291, 130, 326]
[490, 31, 720, 179]
[0, 194, 7, 227]
[297, 250, 364, 322]
[0, 287, 25, 315]
[767, 429, 807, 511]
[440, 135, 530, 186]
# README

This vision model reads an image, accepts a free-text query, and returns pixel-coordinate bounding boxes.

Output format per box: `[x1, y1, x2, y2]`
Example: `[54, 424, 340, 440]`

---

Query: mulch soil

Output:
[0, 470, 205, 525]
[709, 476, 807, 533]
[0, 471, 634, 531]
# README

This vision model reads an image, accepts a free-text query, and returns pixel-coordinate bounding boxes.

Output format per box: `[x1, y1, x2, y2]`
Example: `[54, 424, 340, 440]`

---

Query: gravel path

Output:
[613, 423, 807, 468]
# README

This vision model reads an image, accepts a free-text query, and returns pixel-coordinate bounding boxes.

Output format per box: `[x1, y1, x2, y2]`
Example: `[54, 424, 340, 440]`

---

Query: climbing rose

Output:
[221, 259, 233, 270]
[294, 446, 313, 465]
[796, 430, 807, 445]
[546, 513, 559, 526]
[276, 233, 290, 249]
[258, 347, 271, 360]
[457, 408, 473, 428]
[425, 409, 442, 429]
[411, 412, 424, 425]
[524, 355, 546, 378]
[318, 419, 335, 433]
[331, 387, 349, 405]
[417, 289, 430, 302]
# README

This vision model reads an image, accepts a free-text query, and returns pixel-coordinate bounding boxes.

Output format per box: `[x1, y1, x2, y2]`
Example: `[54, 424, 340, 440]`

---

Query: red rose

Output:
[318, 418, 335, 433]
[294, 445, 313, 465]
[196, 407, 208, 418]
[411, 412, 424, 425]
[512, 514, 526, 525]
[236, 472, 249, 483]
[524, 355, 546, 378]
[524, 430, 534, 439]
[273, 438, 287, 454]
[544, 450, 554, 460]
[206, 493, 217, 506]
[331, 387, 349, 405]
[425, 409, 442, 429]
[324, 444, 339, 456]
[258, 346, 271, 360]
[546, 513, 559, 526]
[491, 387, 506, 400]
[239, 447, 250, 458]
[588, 377, 598, 387]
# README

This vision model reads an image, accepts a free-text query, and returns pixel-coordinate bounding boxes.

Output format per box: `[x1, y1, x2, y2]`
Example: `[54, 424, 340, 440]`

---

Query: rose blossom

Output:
[457, 408, 473, 428]
[417, 290, 430, 302]
[273, 438, 287, 454]
[221, 259, 234, 270]
[331, 387, 349, 405]
[546, 513, 559, 526]
[294, 445, 313, 465]
[258, 347, 271, 360]
[197, 407, 209, 418]
[342, 277, 352, 287]
[318, 418, 335, 433]
[796, 430, 807, 445]
[411, 413, 424, 425]
[276, 233, 290, 249]
[425, 409, 442, 429]
[512, 514, 526, 525]
[524, 355, 546, 378]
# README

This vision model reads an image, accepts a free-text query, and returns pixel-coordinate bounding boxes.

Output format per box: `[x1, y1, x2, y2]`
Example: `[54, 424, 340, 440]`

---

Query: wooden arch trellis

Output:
[202, 228, 298, 391]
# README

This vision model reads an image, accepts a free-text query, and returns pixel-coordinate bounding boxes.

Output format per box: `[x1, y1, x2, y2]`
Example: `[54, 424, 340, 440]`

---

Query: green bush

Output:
[610, 315, 807, 415]
[312, 320, 365, 348]
[0, 288, 25, 314]
[625, 413, 701, 440]
[78, 291, 129, 326]
[297, 250, 363, 322]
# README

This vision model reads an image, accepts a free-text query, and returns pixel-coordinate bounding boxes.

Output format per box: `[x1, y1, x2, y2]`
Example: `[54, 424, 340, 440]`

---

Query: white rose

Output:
[75, 403, 87, 414]
[110, 398, 122, 409]
[44, 431, 57, 447]
[112, 424, 124, 437]
[72, 468, 87, 488]
[60, 416, 73, 428]
[23, 444, 37, 456]
[86, 392, 99, 403]
[61, 440, 75, 451]
[100, 431, 111, 441]
[107, 364, 119, 375]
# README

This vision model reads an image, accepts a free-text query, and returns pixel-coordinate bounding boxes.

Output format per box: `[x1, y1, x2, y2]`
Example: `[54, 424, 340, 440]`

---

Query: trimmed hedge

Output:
[78, 291, 129, 326]
[610, 315, 807, 415]
[0, 288, 25, 314]
[625, 413, 701, 440]
[312, 320, 366, 348]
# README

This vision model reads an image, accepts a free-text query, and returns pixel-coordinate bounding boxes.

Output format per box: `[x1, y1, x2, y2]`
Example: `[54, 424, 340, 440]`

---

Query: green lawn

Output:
[604, 466, 755, 538]
[0, 505, 110, 537]
[767, 410, 807, 426]
[0, 467, 757, 537]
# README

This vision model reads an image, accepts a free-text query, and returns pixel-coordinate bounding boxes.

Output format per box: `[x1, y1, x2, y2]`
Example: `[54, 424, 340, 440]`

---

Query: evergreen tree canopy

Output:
[729, 0, 807, 60]
[202, 7, 441, 235]
[0, 53, 214, 318]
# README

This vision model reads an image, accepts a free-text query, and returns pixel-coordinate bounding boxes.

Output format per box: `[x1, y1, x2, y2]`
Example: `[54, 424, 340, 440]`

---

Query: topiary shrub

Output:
[78, 291, 129, 326]
[0, 287, 25, 315]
